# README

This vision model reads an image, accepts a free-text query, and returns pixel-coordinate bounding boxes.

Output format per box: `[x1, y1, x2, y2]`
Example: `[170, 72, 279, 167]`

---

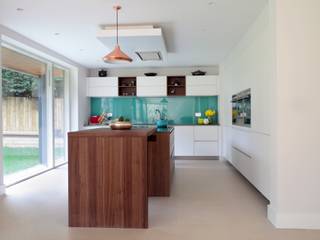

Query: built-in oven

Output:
[232, 89, 251, 127]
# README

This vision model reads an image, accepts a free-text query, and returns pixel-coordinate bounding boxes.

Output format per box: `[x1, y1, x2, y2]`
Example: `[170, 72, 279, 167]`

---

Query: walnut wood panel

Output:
[148, 130, 175, 196]
[68, 134, 148, 228]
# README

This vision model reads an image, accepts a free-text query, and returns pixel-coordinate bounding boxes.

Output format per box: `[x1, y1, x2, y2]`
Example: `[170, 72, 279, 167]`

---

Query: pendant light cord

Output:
[116, 8, 119, 45]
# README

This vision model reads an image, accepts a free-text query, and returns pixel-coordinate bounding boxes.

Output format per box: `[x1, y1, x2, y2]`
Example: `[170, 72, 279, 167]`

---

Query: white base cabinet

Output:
[174, 126, 219, 157]
[174, 126, 194, 156]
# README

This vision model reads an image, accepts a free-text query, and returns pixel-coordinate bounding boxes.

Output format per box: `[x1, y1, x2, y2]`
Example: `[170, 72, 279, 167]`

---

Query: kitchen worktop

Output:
[70, 126, 156, 137]
[83, 124, 218, 130]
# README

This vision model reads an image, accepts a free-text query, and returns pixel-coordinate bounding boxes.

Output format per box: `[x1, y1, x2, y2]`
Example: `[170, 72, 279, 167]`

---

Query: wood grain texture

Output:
[148, 130, 175, 196]
[68, 132, 149, 228]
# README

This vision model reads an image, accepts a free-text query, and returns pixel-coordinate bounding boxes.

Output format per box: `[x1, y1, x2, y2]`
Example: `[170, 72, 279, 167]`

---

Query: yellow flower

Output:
[205, 109, 215, 117]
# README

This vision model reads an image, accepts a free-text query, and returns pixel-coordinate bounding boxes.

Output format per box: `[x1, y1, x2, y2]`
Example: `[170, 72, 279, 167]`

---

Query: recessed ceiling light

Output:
[54, 32, 60, 36]
[16, 8, 24, 11]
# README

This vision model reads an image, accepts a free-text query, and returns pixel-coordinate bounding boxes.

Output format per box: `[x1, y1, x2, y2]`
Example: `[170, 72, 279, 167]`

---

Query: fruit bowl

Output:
[110, 121, 132, 130]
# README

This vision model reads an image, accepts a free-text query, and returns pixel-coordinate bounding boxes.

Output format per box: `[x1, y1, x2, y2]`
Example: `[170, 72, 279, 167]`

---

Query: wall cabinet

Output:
[87, 75, 219, 97]
[136, 76, 167, 96]
[87, 77, 118, 97]
[174, 126, 219, 157]
[186, 75, 219, 96]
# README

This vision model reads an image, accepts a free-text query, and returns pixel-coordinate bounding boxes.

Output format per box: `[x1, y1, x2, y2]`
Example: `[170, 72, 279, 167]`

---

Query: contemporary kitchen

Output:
[1, 0, 320, 239]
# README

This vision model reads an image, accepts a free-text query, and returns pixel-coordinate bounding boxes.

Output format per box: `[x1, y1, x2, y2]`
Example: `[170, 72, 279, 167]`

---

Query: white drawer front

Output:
[137, 76, 167, 87]
[137, 86, 167, 97]
[194, 126, 218, 141]
[186, 75, 218, 85]
[87, 77, 118, 87]
[194, 142, 219, 156]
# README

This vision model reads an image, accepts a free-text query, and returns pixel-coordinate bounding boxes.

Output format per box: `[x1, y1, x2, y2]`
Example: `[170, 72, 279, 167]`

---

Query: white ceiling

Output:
[0, 0, 267, 68]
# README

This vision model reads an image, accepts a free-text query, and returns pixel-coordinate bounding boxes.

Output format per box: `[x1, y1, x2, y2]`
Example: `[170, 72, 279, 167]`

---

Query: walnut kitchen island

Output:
[68, 126, 174, 229]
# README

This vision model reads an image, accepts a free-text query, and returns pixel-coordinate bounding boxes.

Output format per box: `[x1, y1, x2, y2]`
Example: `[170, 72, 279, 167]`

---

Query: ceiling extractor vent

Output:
[135, 51, 162, 61]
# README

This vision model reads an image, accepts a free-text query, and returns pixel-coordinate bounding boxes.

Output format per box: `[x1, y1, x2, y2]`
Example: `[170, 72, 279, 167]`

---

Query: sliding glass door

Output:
[53, 65, 68, 166]
[1, 45, 70, 185]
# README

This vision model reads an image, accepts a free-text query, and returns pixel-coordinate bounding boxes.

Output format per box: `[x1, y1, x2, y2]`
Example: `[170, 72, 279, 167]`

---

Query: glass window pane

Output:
[1, 47, 49, 185]
[53, 66, 66, 165]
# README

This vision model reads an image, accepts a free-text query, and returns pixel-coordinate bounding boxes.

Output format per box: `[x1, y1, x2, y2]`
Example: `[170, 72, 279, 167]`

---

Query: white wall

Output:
[267, 0, 320, 229]
[0, 25, 89, 194]
[220, 4, 273, 200]
[88, 66, 219, 77]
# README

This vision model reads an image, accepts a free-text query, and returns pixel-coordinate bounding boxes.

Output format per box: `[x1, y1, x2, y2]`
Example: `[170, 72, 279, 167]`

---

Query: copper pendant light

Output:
[103, 6, 132, 63]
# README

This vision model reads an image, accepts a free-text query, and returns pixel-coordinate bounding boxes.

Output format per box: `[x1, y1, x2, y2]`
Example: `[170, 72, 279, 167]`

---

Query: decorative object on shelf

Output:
[191, 70, 206, 76]
[118, 77, 136, 96]
[144, 72, 157, 76]
[98, 69, 107, 77]
[110, 116, 132, 130]
[205, 109, 216, 124]
[167, 76, 186, 96]
[197, 118, 204, 125]
[103, 6, 132, 63]
[203, 118, 210, 125]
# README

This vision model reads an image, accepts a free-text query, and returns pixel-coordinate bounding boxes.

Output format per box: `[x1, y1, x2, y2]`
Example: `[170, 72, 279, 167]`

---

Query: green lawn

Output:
[3, 147, 40, 175]
[3, 147, 65, 175]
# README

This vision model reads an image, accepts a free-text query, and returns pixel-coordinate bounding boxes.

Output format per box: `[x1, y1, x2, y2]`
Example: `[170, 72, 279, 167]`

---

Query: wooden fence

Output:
[2, 97, 63, 135]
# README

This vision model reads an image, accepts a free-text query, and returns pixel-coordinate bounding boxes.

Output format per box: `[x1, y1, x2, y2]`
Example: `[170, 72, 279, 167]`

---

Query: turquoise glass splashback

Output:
[90, 96, 219, 125]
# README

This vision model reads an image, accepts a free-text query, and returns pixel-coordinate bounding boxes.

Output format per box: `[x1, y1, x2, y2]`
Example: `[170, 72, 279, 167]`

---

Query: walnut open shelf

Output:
[167, 76, 186, 96]
[118, 77, 137, 96]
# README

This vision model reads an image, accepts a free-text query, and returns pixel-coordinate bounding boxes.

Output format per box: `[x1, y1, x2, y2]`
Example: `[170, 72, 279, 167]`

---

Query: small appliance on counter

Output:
[156, 119, 168, 128]
[89, 112, 112, 125]
[155, 109, 168, 128]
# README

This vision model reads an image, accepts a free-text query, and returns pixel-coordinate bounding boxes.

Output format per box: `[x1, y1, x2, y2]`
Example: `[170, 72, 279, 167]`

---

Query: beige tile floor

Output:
[0, 160, 320, 240]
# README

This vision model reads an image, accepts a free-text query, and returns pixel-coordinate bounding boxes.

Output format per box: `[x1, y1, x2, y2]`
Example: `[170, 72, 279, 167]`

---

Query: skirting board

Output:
[268, 204, 320, 229]
[0, 184, 5, 196]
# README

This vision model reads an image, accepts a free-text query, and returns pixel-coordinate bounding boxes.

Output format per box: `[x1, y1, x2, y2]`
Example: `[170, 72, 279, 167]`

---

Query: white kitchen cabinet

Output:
[174, 126, 194, 156]
[194, 126, 218, 141]
[174, 125, 220, 157]
[186, 75, 219, 96]
[137, 76, 167, 96]
[87, 77, 118, 97]
[194, 142, 219, 156]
